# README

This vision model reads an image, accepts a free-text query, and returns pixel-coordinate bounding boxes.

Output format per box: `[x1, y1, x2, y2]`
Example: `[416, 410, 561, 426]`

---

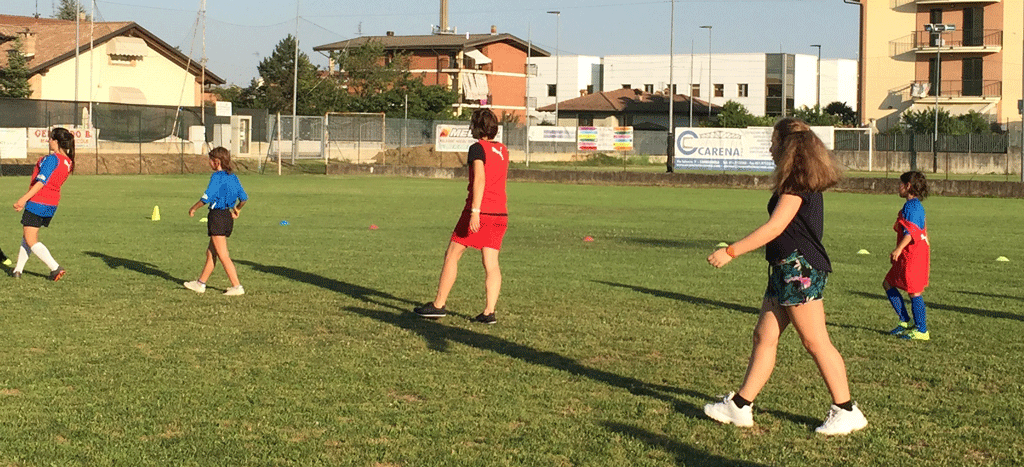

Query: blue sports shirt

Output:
[202, 171, 248, 210]
[901, 198, 926, 232]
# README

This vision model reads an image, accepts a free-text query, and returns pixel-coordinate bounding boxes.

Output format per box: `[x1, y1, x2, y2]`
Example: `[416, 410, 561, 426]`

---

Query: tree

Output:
[893, 108, 993, 135]
[0, 38, 33, 98]
[824, 101, 857, 126]
[242, 35, 333, 114]
[791, 105, 842, 126]
[54, 0, 88, 21]
[709, 100, 774, 128]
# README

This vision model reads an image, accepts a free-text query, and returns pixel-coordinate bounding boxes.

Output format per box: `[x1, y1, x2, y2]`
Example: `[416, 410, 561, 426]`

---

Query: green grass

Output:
[0, 174, 1022, 466]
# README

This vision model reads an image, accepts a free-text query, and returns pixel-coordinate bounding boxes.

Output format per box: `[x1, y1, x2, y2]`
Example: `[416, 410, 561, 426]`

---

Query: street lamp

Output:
[547, 11, 560, 126]
[667, 0, 675, 172]
[925, 23, 955, 172]
[811, 44, 821, 109]
[700, 25, 712, 105]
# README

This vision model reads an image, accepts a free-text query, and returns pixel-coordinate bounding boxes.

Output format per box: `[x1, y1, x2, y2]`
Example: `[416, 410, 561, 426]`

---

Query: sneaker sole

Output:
[816, 421, 868, 436]
[414, 312, 446, 318]
[703, 406, 754, 427]
[51, 270, 66, 282]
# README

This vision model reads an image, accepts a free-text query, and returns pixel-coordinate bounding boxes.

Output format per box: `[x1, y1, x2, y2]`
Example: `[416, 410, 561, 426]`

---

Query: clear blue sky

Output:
[6, 0, 861, 86]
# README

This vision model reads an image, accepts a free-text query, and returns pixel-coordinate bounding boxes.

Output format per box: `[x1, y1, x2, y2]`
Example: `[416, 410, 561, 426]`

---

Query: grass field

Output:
[0, 173, 1021, 466]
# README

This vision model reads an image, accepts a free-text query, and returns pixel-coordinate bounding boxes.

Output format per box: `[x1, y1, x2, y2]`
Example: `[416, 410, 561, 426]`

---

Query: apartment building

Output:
[856, 0, 1023, 131]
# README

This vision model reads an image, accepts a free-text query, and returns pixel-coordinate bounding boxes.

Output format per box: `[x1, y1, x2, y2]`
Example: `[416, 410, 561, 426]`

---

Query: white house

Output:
[526, 55, 602, 125]
[0, 15, 224, 107]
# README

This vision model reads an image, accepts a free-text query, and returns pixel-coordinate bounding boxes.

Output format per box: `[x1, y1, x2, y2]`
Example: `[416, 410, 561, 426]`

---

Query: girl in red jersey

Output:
[11, 127, 75, 281]
[883, 171, 930, 340]
[414, 108, 509, 324]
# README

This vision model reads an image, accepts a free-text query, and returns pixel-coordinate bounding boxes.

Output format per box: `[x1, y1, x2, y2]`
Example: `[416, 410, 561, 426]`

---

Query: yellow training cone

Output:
[151, 206, 161, 221]
[716, 242, 729, 247]
[996, 256, 1010, 262]
[857, 249, 870, 255]
[200, 217, 208, 223]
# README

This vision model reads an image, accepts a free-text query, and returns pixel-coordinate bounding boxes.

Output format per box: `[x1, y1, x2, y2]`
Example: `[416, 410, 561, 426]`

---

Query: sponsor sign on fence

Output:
[674, 126, 833, 171]
[527, 126, 577, 143]
[435, 124, 503, 152]
[28, 127, 97, 149]
[578, 126, 633, 151]
[0, 128, 27, 159]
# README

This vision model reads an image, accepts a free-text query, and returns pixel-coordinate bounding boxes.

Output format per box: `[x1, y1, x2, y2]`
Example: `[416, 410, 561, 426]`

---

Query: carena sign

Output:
[28, 127, 97, 149]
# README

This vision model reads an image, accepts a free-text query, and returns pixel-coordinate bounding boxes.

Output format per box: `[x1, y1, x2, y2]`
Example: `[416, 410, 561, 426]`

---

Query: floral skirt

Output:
[764, 251, 828, 306]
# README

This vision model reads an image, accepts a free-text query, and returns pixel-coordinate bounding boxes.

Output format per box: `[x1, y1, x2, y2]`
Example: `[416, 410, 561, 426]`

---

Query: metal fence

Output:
[834, 132, 1008, 154]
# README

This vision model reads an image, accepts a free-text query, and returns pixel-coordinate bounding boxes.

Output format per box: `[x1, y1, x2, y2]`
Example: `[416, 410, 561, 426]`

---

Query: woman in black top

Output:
[704, 118, 868, 436]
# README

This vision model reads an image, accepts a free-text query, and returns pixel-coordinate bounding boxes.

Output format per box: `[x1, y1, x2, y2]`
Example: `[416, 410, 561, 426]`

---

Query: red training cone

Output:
[583, 236, 594, 242]
[369, 224, 379, 230]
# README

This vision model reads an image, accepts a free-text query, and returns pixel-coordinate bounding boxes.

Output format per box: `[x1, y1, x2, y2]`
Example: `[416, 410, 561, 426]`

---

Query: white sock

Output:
[30, 242, 59, 271]
[14, 239, 31, 273]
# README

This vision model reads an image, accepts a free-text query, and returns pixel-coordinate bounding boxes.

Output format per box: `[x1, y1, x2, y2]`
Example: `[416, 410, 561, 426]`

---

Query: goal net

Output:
[325, 112, 386, 164]
[267, 114, 326, 162]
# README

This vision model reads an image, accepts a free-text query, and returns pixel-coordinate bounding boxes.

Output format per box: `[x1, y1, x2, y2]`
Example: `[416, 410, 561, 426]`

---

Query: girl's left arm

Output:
[188, 200, 205, 217]
[231, 200, 246, 219]
[13, 182, 44, 211]
[707, 193, 803, 268]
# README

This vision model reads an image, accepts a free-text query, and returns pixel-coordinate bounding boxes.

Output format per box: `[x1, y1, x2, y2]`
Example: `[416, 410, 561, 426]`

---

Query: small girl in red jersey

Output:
[883, 171, 930, 340]
[11, 127, 75, 281]
[414, 108, 509, 324]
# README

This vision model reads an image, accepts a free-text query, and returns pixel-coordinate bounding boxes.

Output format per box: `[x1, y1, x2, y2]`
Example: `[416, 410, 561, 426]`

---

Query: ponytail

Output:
[50, 127, 76, 173]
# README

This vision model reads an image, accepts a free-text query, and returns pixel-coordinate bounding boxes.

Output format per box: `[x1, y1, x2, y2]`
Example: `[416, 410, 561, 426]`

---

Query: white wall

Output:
[38, 41, 202, 107]
[527, 55, 601, 124]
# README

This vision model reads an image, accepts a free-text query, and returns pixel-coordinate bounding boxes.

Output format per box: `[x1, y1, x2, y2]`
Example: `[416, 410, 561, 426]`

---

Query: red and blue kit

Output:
[26, 152, 73, 218]
[451, 139, 510, 250]
[885, 199, 929, 294]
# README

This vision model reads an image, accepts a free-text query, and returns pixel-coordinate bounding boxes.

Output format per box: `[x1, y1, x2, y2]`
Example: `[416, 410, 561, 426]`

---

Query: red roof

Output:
[538, 88, 719, 114]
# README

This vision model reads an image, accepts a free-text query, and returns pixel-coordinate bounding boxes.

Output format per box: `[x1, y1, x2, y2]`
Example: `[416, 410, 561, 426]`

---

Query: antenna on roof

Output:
[434, 0, 455, 34]
[356, 22, 362, 36]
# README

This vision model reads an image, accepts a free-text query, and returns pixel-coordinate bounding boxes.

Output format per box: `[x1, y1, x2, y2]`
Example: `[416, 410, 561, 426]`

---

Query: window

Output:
[962, 57, 983, 96]
[929, 9, 943, 46]
[644, 84, 654, 93]
[928, 58, 940, 96]
[669, 84, 677, 95]
[621, 84, 632, 89]
[578, 115, 594, 126]
[963, 7, 984, 46]
[548, 84, 557, 97]
[586, 85, 594, 94]
[737, 83, 748, 97]
[714, 84, 724, 97]
[690, 84, 700, 98]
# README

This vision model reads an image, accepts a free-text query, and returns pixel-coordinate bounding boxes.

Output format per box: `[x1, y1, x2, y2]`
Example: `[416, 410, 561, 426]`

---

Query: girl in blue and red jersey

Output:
[184, 147, 248, 296]
[12, 127, 75, 281]
[414, 108, 510, 324]
[883, 171, 930, 340]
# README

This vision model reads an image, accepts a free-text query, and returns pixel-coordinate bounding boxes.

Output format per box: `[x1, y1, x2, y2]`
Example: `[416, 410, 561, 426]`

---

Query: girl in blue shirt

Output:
[183, 147, 248, 295]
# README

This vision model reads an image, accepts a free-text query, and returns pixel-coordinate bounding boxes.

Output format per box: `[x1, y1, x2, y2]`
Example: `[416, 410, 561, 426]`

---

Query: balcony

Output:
[916, 0, 998, 4]
[914, 29, 1002, 53]
[909, 80, 1001, 103]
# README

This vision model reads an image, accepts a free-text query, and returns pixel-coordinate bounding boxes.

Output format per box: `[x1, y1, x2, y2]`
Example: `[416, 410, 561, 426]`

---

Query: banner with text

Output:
[0, 128, 27, 160]
[578, 126, 633, 151]
[527, 126, 577, 143]
[435, 124, 503, 152]
[29, 127, 98, 150]
[674, 126, 834, 171]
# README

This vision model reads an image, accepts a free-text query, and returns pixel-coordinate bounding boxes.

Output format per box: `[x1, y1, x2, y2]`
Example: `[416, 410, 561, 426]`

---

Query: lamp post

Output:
[667, 0, 675, 172]
[925, 23, 955, 173]
[547, 10, 560, 126]
[811, 44, 821, 109]
[700, 25, 712, 105]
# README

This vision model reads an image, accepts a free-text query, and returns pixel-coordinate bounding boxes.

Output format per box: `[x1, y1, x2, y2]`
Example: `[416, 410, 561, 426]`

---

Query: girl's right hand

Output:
[707, 248, 733, 268]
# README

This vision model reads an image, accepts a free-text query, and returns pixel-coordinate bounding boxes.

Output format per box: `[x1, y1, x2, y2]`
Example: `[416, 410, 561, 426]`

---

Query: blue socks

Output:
[886, 288, 911, 323]
[910, 296, 927, 333]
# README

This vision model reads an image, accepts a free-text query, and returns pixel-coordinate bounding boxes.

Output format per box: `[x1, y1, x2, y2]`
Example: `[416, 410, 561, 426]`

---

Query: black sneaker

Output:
[413, 302, 446, 318]
[470, 313, 496, 324]
[49, 266, 66, 282]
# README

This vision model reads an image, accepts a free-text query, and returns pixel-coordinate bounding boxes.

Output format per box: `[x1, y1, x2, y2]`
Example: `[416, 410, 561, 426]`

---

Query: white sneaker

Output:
[183, 280, 206, 293]
[816, 403, 868, 435]
[223, 285, 245, 296]
[703, 392, 754, 427]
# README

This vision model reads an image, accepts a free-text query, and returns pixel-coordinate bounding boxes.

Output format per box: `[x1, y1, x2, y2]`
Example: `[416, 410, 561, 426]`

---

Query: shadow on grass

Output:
[597, 281, 882, 334]
[237, 261, 823, 431]
[618, 237, 725, 250]
[603, 421, 771, 467]
[84, 251, 187, 284]
[233, 259, 418, 311]
[955, 290, 1024, 302]
[852, 290, 1024, 322]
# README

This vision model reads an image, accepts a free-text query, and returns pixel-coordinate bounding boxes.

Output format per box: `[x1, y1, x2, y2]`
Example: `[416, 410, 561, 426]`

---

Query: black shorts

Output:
[207, 209, 234, 237]
[22, 210, 53, 228]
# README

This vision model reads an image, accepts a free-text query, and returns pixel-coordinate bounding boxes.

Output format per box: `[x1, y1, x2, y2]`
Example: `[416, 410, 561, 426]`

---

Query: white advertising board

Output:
[434, 124, 503, 152]
[28, 127, 97, 149]
[527, 126, 576, 142]
[0, 128, 27, 160]
[673, 126, 834, 171]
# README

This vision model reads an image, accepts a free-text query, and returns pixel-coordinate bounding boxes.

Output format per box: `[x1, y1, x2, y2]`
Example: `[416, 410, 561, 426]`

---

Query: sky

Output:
[5, 0, 861, 86]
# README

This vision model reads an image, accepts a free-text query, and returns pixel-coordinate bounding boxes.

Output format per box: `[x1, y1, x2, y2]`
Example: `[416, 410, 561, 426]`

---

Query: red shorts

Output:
[451, 211, 508, 250]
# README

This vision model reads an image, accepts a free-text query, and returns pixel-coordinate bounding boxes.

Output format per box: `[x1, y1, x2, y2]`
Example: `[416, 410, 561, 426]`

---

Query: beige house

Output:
[855, 0, 1023, 131]
[0, 14, 223, 107]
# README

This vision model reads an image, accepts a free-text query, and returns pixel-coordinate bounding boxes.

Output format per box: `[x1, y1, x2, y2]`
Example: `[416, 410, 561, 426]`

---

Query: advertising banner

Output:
[527, 126, 576, 142]
[28, 127, 97, 149]
[0, 128, 27, 160]
[578, 126, 633, 151]
[435, 124, 503, 152]
[673, 126, 833, 171]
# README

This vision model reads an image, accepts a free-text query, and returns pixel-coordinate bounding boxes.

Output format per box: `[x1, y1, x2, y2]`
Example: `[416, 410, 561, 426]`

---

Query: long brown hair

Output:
[900, 170, 929, 200]
[208, 146, 234, 174]
[50, 127, 76, 173]
[771, 117, 841, 194]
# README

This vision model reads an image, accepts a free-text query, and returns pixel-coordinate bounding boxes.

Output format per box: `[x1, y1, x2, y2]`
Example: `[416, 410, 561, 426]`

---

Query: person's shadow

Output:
[84, 251, 187, 285]
[603, 421, 773, 467]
